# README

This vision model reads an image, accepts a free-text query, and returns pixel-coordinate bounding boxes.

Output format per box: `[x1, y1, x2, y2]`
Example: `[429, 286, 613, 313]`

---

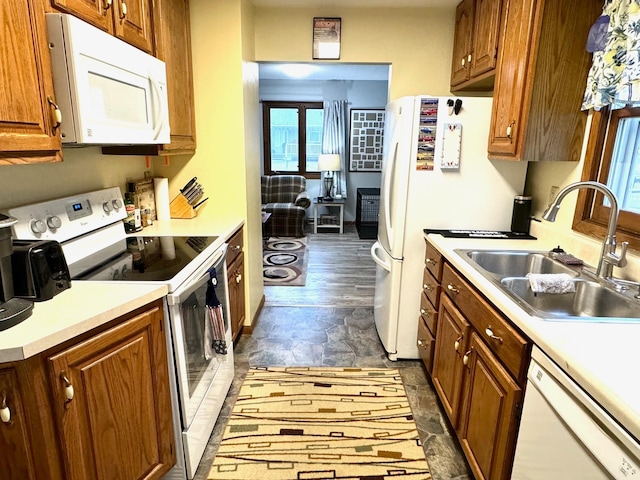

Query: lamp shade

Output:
[318, 153, 341, 171]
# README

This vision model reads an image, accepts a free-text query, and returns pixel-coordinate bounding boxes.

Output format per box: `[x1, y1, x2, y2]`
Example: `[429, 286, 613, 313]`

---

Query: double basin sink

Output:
[455, 249, 640, 321]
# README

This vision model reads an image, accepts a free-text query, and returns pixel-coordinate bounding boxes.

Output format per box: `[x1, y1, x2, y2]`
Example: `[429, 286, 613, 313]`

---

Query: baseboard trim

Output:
[242, 294, 265, 335]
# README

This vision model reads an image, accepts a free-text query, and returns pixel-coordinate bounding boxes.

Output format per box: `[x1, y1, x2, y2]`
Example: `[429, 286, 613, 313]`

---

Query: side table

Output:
[313, 198, 345, 234]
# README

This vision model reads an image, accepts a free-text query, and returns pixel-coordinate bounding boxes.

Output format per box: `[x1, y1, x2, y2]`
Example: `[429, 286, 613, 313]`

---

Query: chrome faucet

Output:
[542, 180, 628, 279]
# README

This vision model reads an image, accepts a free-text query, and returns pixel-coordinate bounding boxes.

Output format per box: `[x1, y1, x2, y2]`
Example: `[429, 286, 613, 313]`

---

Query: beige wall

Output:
[526, 114, 640, 279]
[253, 7, 455, 99]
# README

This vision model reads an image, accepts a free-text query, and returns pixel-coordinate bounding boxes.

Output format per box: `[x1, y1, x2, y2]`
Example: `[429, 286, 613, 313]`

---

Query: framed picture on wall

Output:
[349, 109, 385, 172]
[312, 17, 341, 60]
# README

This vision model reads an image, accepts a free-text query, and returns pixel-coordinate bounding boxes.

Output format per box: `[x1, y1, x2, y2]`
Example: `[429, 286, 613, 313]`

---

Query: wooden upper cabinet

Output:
[47, 305, 174, 480]
[450, 0, 502, 91]
[0, 0, 62, 165]
[50, 0, 154, 53]
[153, 0, 196, 155]
[488, 0, 601, 161]
[450, 0, 474, 87]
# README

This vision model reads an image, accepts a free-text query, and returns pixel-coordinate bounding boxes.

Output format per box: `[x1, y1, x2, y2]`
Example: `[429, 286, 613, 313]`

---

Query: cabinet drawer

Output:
[419, 291, 438, 335]
[441, 263, 530, 382]
[422, 268, 441, 309]
[417, 317, 435, 373]
[226, 227, 244, 266]
[425, 240, 443, 280]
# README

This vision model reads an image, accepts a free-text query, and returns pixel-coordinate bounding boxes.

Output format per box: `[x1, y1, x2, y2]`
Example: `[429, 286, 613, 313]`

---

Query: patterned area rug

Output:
[208, 367, 431, 479]
[263, 237, 308, 286]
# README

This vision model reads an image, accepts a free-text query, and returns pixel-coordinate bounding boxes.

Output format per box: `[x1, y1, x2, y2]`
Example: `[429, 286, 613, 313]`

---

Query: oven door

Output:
[165, 244, 233, 428]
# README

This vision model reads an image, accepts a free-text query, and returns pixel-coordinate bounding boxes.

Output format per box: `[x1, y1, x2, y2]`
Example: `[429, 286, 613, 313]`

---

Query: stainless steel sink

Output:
[500, 277, 640, 319]
[455, 249, 640, 321]
[464, 250, 579, 278]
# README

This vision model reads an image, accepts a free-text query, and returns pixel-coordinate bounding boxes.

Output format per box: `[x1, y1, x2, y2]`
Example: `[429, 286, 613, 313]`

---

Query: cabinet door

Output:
[0, 368, 36, 479]
[112, 0, 154, 54]
[457, 332, 522, 480]
[432, 294, 470, 428]
[487, 0, 536, 159]
[47, 305, 175, 480]
[450, 0, 474, 87]
[50, 0, 113, 33]
[0, 0, 62, 165]
[469, 0, 502, 78]
[154, 0, 196, 154]
[228, 251, 245, 342]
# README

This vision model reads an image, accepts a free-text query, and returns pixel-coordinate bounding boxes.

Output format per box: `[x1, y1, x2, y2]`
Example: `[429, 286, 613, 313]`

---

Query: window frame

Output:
[573, 107, 640, 251]
[262, 101, 323, 179]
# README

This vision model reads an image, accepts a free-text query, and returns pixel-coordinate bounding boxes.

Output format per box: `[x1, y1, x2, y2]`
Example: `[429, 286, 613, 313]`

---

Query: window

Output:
[574, 107, 640, 250]
[262, 101, 323, 178]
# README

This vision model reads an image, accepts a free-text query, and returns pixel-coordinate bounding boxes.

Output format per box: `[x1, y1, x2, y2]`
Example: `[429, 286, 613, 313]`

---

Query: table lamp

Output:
[318, 154, 341, 201]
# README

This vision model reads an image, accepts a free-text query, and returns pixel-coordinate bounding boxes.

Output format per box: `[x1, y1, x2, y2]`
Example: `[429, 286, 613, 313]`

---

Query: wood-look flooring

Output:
[193, 226, 472, 480]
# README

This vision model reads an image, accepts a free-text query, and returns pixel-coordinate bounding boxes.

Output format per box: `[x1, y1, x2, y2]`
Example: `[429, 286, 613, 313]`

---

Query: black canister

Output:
[511, 195, 532, 235]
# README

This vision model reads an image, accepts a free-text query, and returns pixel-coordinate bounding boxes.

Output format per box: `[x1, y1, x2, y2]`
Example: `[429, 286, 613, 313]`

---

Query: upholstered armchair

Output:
[261, 175, 311, 238]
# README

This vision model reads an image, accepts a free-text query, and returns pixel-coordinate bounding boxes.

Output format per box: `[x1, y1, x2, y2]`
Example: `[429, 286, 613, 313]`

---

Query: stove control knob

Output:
[103, 201, 113, 213]
[46, 215, 62, 229]
[30, 219, 47, 234]
[112, 198, 123, 210]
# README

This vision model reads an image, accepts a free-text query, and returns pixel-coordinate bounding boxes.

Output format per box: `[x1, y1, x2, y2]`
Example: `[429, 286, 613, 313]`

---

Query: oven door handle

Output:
[166, 243, 228, 305]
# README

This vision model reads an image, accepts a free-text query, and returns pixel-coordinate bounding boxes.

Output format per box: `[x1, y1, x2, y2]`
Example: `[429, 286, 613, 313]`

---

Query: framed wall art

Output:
[349, 109, 385, 172]
[312, 17, 341, 60]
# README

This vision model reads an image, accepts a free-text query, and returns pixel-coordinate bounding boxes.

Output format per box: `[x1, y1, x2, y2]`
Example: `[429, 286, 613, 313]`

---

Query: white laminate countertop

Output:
[0, 217, 244, 363]
[426, 233, 640, 444]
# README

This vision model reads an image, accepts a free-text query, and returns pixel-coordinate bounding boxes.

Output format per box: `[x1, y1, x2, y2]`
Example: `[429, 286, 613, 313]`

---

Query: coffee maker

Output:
[0, 214, 33, 331]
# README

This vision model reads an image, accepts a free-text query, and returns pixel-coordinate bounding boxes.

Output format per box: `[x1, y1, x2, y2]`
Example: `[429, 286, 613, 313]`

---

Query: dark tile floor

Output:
[192, 227, 472, 480]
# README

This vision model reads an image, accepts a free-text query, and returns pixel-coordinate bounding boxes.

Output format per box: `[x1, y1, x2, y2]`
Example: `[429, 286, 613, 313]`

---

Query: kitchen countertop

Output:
[426, 233, 640, 444]
[0, 217, 244, 363]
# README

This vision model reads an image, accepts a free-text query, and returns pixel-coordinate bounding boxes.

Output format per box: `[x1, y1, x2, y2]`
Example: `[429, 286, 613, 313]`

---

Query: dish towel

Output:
[526, 273, 576, 294]
[205, 266, 228, 355]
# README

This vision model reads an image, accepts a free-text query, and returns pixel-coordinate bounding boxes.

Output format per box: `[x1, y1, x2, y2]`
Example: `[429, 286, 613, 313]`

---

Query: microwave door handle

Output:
[148, 71, 166, 141]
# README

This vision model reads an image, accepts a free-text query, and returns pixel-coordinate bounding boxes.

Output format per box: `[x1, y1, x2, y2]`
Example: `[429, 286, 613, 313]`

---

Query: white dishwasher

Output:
[511, 346, 640, 480]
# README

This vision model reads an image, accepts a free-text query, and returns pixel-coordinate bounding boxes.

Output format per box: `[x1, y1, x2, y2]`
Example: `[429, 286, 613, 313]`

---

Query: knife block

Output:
[169, 194, 197, 219]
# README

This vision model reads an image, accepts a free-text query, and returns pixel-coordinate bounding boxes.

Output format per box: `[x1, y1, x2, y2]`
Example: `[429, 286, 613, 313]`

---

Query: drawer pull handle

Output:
[120, 0, 128, 18]
[423, 283, 433, 292]
[425, 257, 437, 266]
[418, 339, 426, 349]
[485, 327, 504, 343]
[463, 350, 472, 366]
[103, 0, 113, 11]
[235, 273, 242, 284]
[420, 308, 431, 318]
[0, 395, 10, 424]
[454, 335, 462, 352]
[447, 284, 460, 294]
[47, 96, 62, 133]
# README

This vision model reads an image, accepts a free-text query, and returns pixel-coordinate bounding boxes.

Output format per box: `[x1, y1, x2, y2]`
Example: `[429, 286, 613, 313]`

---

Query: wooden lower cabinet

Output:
[0, 300, 175, 480]
[227, 251, 245, 341]
[457, 332, 522, 480]
[430, 258, 530, 480]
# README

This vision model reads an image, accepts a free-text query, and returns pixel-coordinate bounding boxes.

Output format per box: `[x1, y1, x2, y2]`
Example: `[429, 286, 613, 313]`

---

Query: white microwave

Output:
[45, 13, 170, 146]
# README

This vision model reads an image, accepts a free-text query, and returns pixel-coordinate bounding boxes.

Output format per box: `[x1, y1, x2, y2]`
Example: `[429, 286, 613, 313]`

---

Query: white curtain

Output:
[321, 100, 348, 198]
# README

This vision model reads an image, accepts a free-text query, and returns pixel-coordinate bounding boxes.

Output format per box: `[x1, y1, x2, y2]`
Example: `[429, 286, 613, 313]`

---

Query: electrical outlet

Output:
[548, 185, 559, 206]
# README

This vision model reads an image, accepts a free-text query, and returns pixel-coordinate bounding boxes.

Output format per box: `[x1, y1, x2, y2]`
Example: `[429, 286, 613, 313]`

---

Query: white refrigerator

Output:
[370, 96, 528, 360]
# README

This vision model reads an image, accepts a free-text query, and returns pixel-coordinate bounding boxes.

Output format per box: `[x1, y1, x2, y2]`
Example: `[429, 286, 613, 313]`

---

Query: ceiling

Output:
[251, 0, 454, 8]
[259, 63, 390, 81]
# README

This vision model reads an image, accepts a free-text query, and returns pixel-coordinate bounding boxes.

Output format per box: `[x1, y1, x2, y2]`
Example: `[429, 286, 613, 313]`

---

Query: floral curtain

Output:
[582, 0, 640, 110]
[321, 100, 348, 198]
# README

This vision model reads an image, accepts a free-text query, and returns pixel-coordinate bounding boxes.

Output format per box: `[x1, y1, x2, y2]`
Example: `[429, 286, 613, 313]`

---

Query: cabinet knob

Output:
[425, 257, 437, 266]
[120, 0, 127, 19]
[506, 121, 515, 141]
[463, 350, 472, 366]
[60, 372, 74, 404]
[417, 339, 424, 347]
[0, 395, 10, 424]
[485, 327, 504, 343]
[461, 57, 466, 68]
[47, 96, 62, 133]
[103, 0, 113, 11]
[423, 283, 433, 292]
[235, 273, 242, 284]
[233, 245, 242, 251]
[447, 284, 460, 294]
[467, 53, 472, 63]
[454, 335, 463, 352]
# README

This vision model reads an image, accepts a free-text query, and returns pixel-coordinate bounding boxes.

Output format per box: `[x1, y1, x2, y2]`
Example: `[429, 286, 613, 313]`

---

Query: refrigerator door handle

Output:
[371, 242, 391, 272]
[383, 141, 399, 243]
